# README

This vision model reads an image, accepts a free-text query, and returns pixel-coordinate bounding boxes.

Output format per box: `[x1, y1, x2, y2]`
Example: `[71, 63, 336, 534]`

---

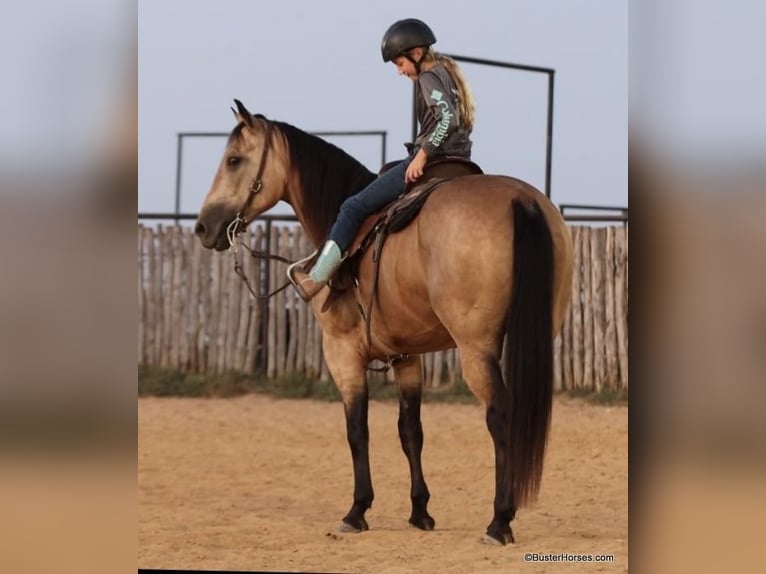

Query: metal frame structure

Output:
[559, 203, 628, 224]
[137, 212, 627, 224]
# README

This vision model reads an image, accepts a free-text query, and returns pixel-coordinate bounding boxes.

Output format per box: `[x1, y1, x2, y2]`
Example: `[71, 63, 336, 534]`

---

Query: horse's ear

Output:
[233, 99, 254, 129]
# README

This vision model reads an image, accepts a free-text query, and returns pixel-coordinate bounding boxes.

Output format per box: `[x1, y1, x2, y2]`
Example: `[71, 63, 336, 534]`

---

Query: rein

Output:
[230, 237, 293, 300]
[225, 119, 294, 300]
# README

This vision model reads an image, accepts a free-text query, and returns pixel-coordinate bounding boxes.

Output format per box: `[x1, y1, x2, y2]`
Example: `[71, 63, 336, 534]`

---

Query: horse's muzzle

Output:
[194, 218, 229, 251]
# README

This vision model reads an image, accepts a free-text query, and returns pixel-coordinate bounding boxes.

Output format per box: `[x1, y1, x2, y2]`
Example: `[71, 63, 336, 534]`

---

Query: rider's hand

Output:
[405, 149, 428, 183]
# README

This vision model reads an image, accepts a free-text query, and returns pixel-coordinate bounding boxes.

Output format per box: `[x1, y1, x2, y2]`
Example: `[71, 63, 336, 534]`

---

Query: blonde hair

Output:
[421, 49, 476, 130]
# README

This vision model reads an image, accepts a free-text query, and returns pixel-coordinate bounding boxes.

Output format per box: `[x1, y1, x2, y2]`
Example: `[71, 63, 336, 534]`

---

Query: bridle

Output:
[226, 119, 274, 242]
[225, 118, 293, 300]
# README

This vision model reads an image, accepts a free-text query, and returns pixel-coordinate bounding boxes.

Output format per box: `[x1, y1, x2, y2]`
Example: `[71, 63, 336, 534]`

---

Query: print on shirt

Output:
[428, 86, 454, 149]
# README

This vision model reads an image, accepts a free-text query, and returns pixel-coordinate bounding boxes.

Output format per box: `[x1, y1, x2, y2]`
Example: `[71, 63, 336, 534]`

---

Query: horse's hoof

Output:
[338, 518, 368, 533]
[408, 514, 436, 531]
[481, 528, 514, 546]
[481, 534, 505, 546]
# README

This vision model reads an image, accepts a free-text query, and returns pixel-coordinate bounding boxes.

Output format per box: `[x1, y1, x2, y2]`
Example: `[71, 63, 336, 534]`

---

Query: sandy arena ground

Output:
[139, 394, 627, 573]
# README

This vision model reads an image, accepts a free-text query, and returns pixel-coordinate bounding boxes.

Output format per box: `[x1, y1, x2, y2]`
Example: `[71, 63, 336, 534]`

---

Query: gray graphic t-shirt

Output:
[413, 63, 473, 158]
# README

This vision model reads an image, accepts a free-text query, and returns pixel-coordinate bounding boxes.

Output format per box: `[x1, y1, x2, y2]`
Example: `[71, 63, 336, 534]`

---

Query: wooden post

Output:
[274, 226, 289, 378]
[138, 226, 145, 366]
[161, 226, 173, 368]
[571, 226, 583, 390]
[208, 250, 222, 373]
[591, 228, 605, 392]
[451, 349, 462, 384]
[285, 227, 299, 376]
[176, 227, 187, 371]
[225, 246, 242, 372]
[430, 351, 444, 387]
[560, 305, 571, 391]
[423, 352, 434, 388]
[553, 332, 562, 392]
[295, 230, 308, 376]
[560, 228, 573, 390]
[581, 227, 593, 391]
[167, 226, 178, 369]
[146, 227, 157, 366]
[446, 348, 456, 385]
[198, 240, 211, 373]
[217, 251, 232, 373]
[173, 226, 186, 371]
[188, 231, 202, 372]
[234, 230, 251, 373]
[267, 225, 279, 379]
[614, 226, 629, 389]
[603, 226, 618, 390]
[305, 272, 315, 379]
[301, 229, 311, 374]
[244, 225, 263, 374]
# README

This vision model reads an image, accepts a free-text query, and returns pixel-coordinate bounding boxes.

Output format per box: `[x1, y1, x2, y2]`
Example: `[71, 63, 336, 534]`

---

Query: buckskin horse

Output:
[195, 100, 573, 545]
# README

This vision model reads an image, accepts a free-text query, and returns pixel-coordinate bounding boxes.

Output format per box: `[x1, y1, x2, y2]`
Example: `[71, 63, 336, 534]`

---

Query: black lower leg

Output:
[398, 386, 435, 530]
[342, 388, 373, 531]
[485, 366, 517, 544]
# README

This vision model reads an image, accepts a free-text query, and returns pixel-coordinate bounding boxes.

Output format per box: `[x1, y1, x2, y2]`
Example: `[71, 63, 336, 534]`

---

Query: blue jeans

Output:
[327, 157, 411, 252]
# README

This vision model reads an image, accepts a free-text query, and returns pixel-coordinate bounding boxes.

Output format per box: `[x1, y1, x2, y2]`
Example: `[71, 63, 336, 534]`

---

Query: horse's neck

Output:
[288, 193, 326, 249]
[280, 131, 375, 249]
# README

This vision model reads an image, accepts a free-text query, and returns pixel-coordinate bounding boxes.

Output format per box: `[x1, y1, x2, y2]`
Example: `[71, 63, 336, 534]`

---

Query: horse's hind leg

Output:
[393, 356, 435, 531]
[460, 349, 516, 545]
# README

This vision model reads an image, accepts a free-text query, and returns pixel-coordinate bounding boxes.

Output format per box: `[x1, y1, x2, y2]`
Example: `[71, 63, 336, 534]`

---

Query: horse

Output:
[195, 100, 573, 545]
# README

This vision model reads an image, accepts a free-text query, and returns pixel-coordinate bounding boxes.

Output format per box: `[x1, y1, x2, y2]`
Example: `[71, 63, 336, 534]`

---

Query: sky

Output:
[138, 1, 627, 217]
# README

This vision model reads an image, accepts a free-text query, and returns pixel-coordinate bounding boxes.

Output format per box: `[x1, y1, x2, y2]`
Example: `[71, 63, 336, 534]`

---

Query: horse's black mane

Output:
[273, 121, 377, 241]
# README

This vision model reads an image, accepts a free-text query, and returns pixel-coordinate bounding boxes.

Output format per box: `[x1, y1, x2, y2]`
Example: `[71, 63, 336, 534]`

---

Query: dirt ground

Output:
[138, 394, 627, 573]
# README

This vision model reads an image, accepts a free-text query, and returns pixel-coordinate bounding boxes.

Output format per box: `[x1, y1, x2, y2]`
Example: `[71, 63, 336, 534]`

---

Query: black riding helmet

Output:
[381, 18, 436, 72]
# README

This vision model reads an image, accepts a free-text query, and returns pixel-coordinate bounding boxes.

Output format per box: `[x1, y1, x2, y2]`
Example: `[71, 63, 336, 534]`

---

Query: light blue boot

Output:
[288, 241, 343, 302]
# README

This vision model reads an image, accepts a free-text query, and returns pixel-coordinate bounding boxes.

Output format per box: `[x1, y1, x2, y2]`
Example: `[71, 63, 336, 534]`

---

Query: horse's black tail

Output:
[504, 199, 555, 506]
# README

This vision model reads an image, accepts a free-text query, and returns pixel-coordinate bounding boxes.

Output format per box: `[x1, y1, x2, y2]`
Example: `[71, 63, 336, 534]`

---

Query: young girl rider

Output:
[290, 18, 475, 302]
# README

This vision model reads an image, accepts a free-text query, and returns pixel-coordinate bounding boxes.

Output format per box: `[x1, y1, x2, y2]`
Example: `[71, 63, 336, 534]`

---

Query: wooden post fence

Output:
[138, 223, 628, 391]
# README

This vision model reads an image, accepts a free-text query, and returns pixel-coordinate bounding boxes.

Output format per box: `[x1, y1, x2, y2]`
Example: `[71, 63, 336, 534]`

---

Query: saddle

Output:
[348, 157, 483, 256]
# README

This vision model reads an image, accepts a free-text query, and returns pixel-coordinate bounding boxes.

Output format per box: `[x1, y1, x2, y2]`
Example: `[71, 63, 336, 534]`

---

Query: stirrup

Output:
[286, 250, 318, 290]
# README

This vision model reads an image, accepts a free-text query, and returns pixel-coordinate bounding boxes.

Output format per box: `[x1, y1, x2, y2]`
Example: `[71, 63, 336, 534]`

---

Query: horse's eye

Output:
[227, 156, 241, 167]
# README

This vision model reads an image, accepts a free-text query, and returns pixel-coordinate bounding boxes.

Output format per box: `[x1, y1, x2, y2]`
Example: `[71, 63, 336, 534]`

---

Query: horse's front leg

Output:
[393, 355, 435, 531]
[322, 333, 373, 532]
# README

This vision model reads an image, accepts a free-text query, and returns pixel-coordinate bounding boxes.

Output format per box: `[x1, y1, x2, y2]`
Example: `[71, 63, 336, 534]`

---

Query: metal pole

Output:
[137, 211, 627, 224]
[260, 219, 272, 374]
[443, 53, 554, 75]
[381, 131, 387, 167]
[545, 71, 555, 198]
[174, 134, 183, 222]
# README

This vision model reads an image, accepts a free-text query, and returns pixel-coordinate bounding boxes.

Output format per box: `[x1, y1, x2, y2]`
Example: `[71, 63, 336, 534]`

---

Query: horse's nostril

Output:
[194, 221, 206, 236]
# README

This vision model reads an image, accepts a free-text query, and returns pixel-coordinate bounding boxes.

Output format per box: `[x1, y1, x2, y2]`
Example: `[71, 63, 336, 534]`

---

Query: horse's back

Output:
[415, 174, 567, 266]
[418, 174, 572, 333]
[368, 174, 572, 353]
